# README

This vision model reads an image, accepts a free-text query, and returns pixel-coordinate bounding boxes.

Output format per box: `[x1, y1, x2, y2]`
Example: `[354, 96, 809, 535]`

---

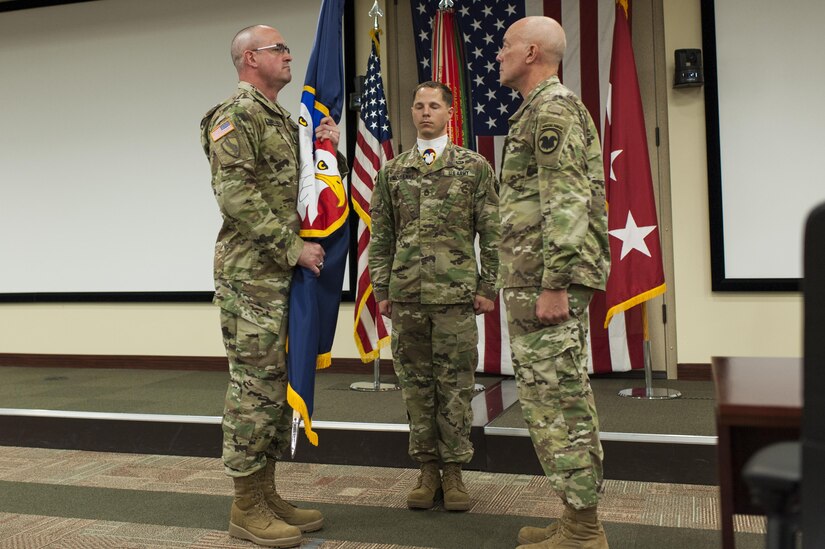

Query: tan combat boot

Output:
[228, 468, 303, 548]
[517, 503, 574, 544]
[407, 461, 442, 509]
[516, 505, 608, 549]
[261, 460, 324, 532]
[517, 521, 561, 546]
[442, 463, 471, 511]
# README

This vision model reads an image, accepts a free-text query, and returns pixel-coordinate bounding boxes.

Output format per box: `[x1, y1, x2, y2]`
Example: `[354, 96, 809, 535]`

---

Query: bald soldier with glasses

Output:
[201, 24, 345, 548]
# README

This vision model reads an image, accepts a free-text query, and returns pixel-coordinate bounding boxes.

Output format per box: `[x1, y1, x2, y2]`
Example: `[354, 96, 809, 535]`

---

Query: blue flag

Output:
[287, 0, 347, 446]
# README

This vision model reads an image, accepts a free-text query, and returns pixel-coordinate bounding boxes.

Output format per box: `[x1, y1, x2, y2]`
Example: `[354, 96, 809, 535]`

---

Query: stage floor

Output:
[0, 366, 718, 484]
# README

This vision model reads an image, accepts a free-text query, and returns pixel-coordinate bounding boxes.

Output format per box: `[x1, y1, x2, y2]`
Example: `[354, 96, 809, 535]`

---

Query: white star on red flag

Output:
[609, 211, 657, 259]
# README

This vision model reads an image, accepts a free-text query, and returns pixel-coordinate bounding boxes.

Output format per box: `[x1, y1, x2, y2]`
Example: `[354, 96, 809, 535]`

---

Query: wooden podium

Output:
[712, 356, 802, 549]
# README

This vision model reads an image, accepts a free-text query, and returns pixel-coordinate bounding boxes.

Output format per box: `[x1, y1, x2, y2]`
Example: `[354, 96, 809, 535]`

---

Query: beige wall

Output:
[662, 0, 802, 364]
[0, 0, 803, 367]
[0, 301, 364, 360]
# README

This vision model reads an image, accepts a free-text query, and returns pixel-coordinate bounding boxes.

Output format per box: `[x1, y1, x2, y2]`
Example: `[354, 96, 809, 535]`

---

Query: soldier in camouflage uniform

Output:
[496, 17, 611, 549]
[368, 81, 500, 512]
[201, 24, 345, 548]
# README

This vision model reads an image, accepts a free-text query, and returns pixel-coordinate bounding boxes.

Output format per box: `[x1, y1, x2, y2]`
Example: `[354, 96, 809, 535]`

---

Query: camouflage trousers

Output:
[503, 285, 604, 510]
[391, 302, 477, 464]
[220, 309, 291, 477]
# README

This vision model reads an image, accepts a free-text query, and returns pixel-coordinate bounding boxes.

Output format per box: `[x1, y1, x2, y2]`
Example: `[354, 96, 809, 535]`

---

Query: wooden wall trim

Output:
[0, 353, 711, 380]
[677, 363, 712, 381]
[0, 353, 395, 375]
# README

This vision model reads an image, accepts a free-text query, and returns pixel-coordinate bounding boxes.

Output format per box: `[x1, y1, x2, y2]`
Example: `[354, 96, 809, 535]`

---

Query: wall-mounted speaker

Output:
[674, 48, 703, 88]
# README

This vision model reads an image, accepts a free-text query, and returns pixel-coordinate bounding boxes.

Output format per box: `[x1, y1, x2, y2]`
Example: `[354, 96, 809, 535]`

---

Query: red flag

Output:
[431, 6, 472, 146]
[352, 30, 394, 362]
[602, 0, 666, 328]
[411, 0, 644, 373]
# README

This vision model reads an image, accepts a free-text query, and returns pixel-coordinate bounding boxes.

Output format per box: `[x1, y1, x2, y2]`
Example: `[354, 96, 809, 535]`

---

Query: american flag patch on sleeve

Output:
[210, 120, 235, 141]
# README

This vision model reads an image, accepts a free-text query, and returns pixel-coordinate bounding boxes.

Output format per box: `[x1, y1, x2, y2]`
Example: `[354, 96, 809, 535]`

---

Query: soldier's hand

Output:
[473, 295, 495, 315]
[536, 289, 570, 324]
[297, 242, 326, 277]
[378, 300, 392, 317]
[315, 116, 341, 150]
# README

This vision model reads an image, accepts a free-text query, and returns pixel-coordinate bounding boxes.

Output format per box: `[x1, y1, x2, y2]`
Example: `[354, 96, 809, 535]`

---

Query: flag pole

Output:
[350, 356, 400, 392]
[348, 0, 400, 394]
[618, 302, 680, 399]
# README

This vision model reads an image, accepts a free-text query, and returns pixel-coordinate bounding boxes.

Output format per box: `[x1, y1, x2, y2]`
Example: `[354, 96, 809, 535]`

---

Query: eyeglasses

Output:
[251, 43, 290, 55]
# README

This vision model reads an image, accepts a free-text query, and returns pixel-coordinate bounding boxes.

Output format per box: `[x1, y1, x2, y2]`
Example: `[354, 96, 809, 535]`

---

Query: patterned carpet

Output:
[0, 446, 765, 549]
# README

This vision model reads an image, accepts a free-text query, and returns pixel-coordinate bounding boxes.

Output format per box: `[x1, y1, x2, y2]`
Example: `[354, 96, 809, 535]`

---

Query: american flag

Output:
[352, 30, 394, 363]
[411, 0, 645, 374]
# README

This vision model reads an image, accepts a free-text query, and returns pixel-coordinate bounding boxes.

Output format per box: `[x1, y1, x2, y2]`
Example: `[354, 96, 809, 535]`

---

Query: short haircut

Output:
[231, 25, 260, 71]
[412, 81, 453, 106]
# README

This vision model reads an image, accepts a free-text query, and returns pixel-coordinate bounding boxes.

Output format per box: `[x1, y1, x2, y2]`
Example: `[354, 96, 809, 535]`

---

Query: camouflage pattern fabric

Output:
[498, 76, 609, 510]
[220, 310, 291, 477]
[368, 142, 500, 305]
[201, 81, 304, 335]
[201, 82, 304, 475]
[391, 302, 477, 464]
[369, 142, 499, 465]
[498, 76, 609, 292]
[504, 285, 603, 509]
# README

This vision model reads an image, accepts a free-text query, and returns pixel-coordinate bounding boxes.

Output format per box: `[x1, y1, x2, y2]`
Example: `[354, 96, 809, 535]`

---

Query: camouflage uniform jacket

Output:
[200, 81, 305, 334]
[498, 76, 610, 291]
[369, 142, 500, 305]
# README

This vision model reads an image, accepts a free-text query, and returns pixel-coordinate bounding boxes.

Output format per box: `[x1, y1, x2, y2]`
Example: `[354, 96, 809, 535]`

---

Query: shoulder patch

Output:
[210, 119, 235, 142]
[536, 116, 571, 168]
[208, 114, 252, 167]
[220, 134, 242, 158]
[538, 125, 562, 154]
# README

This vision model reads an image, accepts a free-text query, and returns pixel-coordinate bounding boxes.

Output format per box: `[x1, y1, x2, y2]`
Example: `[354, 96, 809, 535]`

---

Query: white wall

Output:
[0, 0, 804, 366]
[0, 0, 350, 294]
[663, 0, 802, 364]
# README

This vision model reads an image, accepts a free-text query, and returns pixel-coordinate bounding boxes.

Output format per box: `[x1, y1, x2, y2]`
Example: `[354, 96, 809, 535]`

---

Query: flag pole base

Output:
[349, 381, 401, 392]
[618, 387, 681, 399]
[619, 318, 680, 400]
[350, 358, 400, 392]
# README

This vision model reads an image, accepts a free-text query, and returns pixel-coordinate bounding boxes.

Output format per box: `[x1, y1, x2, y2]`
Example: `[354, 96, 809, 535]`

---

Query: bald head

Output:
[513, 16, 566, 67]
[497, 16, 566, 96]
[231, 25, 272, 71]
[228, 24, 293, 102]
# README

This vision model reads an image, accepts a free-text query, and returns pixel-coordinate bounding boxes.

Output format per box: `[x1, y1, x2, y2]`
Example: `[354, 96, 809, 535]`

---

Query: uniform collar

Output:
[509, 75, 561, 124]
[398, 141, 459, 172]
[237, 81, 287, 118]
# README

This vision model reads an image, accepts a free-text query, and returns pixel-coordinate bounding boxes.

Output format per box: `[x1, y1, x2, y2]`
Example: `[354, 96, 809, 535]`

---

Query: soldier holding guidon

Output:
[201, 24, 344, 548]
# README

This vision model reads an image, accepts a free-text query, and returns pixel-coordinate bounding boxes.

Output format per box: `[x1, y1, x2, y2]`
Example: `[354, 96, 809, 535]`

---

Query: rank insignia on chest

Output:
[210, 120, 235, 142]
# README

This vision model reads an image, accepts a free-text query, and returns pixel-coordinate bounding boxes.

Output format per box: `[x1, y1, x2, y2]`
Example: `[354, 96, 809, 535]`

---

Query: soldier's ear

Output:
[245, 50, 258, 68]
[525, 44, 538, 65]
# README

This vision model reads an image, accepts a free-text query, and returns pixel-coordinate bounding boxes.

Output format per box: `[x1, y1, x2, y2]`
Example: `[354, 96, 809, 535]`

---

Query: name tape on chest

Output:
[443, 169, 471, 177]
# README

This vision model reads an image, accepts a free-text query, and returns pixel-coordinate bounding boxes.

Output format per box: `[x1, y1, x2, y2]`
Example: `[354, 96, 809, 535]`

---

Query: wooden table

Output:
[712, 356, 803, 549]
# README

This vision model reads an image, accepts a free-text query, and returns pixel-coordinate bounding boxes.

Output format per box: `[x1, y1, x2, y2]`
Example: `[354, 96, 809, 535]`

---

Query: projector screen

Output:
[0, 0, 351, 300]
[702, 0, 825, 291]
